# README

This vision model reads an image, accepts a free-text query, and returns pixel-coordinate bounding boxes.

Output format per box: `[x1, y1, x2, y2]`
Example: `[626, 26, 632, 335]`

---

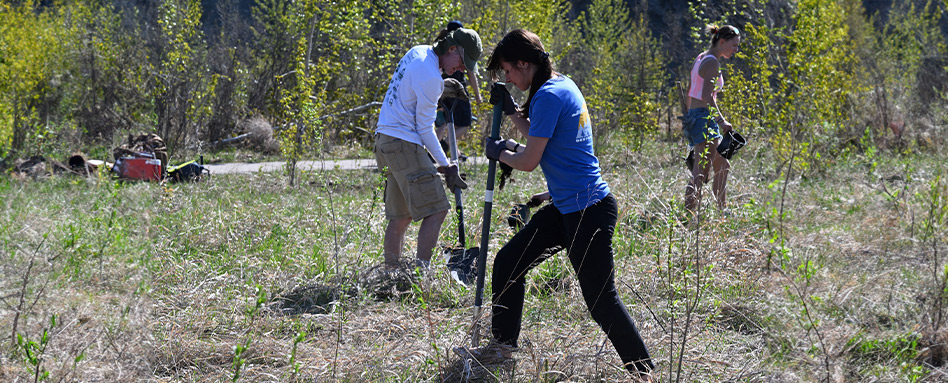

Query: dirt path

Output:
[204, 157, 487, 174]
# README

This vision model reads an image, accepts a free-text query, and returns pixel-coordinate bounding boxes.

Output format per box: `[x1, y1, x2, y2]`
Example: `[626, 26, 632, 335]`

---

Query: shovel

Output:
[447, 107, 466, 248]
[470, 82, 507, 347]
[440, 79, 477, 285]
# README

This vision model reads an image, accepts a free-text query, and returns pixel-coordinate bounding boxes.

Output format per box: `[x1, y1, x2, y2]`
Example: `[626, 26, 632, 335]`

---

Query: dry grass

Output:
[1, 141, 947, 382]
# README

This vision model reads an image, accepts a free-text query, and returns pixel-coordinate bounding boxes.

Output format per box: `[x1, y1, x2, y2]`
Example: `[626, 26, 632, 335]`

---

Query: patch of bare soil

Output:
[268, 260, 431, 315]
[268, 281, 355, 315]
[443, 343, 517, 382]
[355, 260, 430, 300]
[919, 329, 948, 368]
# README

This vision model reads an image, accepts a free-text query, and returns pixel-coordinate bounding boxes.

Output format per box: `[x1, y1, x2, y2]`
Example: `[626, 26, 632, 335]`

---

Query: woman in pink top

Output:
[683, 24, 741, 212]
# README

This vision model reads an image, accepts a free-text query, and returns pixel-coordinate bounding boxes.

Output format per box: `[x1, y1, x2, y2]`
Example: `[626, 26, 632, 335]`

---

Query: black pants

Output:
[490, 194, 654, 373]
[441, 97, 472, 127]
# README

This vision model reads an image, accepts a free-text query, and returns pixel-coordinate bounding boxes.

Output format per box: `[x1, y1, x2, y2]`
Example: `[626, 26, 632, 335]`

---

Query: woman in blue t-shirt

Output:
[482, 29, 654, 379]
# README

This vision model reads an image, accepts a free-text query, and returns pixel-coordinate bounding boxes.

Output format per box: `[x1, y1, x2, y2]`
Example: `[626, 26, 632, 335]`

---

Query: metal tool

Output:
[471, 82, 506, 347]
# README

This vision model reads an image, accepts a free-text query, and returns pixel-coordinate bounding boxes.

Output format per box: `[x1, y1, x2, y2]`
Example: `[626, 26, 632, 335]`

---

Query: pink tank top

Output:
[688, 53, 724, 101]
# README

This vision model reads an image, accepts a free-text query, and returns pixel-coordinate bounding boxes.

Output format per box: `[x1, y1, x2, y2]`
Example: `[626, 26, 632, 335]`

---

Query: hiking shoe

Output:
[445, 247, 478, 286]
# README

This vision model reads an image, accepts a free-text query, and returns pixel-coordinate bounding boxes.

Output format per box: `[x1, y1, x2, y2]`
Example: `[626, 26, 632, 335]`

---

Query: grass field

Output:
[1, 138, 946, 382]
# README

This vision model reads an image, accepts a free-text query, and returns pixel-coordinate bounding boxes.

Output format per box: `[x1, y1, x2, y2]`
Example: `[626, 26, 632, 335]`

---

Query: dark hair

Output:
[486, 29, 553, 115]
[434, 20, 464, 42]
[705, 24, 740, 48]
[434, 29, 451, 43]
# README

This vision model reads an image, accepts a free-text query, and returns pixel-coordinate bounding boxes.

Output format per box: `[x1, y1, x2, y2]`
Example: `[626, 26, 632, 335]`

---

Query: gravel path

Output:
[203, 157, 487, 174]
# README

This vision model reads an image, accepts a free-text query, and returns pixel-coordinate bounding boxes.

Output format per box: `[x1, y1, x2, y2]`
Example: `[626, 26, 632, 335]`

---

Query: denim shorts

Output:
[682, 108, 721, 147]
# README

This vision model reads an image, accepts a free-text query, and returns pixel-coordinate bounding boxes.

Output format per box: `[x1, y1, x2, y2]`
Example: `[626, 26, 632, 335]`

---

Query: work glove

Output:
[484, 137, 511, 161]
[527, 192, 551, 208]
[438, 164, 468, 191]
[489, 83, 517, 116]
[441, 78, 469, 102]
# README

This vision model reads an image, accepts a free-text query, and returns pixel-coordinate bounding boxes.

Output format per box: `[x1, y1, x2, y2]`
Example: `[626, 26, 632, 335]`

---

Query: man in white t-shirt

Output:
[374, 28, 482, 269]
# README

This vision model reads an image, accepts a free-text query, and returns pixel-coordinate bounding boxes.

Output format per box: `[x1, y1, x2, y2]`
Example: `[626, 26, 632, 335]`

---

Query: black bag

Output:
[167, 161, 209, 183]
[716, 130, 747, 160]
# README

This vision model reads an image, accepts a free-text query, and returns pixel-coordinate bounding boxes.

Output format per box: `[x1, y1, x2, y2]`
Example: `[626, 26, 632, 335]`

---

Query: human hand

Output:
[484, 137, 511, 161]
[489, 83, 517, 116]
[527, 191, 551, 207]
[437, 164, 468, 191]
[442, 78, 469, 102]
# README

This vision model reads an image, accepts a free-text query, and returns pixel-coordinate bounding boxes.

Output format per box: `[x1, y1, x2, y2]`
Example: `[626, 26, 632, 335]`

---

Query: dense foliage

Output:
[0, 0, 944, 166]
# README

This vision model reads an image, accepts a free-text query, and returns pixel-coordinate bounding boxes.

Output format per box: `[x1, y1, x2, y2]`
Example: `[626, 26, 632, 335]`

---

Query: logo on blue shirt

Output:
[574, 103, 592, 143]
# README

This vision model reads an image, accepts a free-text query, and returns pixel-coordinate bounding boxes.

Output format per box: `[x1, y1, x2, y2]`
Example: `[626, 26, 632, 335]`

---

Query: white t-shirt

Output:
[376, 46, 449, 167]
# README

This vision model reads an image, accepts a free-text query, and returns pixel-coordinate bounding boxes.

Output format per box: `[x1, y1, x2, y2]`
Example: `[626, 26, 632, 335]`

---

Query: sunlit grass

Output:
[1, 143, 946, 381]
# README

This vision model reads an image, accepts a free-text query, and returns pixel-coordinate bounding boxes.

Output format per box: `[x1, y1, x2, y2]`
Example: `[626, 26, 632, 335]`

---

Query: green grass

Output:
[1, 141, 947, 382]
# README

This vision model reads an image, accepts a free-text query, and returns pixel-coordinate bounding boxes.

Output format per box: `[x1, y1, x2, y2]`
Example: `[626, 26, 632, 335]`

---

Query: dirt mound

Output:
[918, 329, 948, 367]
[268, 261, 433, 315]
[443, 344, 517, 382]
[356, 260, 429, 300]
[269, 282, 356, 315]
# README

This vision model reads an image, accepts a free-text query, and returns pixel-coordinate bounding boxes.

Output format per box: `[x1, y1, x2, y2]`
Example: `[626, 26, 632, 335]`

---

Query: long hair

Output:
[485, 29, 553, 115]
[705, 24, 740, 48]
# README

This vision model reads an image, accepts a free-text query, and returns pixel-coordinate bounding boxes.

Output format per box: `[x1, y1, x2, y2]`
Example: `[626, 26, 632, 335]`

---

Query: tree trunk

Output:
[12, 95, 24, 152]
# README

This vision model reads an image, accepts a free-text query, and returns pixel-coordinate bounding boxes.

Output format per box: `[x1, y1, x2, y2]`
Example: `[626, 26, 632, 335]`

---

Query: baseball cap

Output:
[433, 28, 482, 72]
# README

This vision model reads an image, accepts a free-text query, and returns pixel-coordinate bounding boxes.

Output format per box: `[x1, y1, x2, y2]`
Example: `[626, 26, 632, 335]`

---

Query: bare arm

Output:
[499, 135, 548, 172]
[467, 71, 482, 103]
[698, 59, 719, 105]
[698, 59, 731, 133]
[707, 93, 731, 134]
[508, 112, 531, 137]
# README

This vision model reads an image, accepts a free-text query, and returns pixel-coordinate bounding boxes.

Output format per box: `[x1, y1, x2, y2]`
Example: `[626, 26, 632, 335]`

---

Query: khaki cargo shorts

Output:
[374, 134, 450, 221]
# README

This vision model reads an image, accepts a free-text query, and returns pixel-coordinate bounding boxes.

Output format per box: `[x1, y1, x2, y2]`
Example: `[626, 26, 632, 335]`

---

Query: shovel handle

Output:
[471, 82, 506, 347]
[446, 116, 466, 249]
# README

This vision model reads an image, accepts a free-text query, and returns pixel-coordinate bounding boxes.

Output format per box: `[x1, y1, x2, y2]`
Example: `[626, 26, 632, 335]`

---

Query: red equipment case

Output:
[115, 157, 163, 181]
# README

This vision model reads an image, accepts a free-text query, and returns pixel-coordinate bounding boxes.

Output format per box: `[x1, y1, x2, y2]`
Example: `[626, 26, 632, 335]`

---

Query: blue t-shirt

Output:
[529, 75, 610, 214]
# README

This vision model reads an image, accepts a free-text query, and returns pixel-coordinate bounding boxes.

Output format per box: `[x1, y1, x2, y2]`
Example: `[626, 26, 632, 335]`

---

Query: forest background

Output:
[0, 0, 945, 171]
